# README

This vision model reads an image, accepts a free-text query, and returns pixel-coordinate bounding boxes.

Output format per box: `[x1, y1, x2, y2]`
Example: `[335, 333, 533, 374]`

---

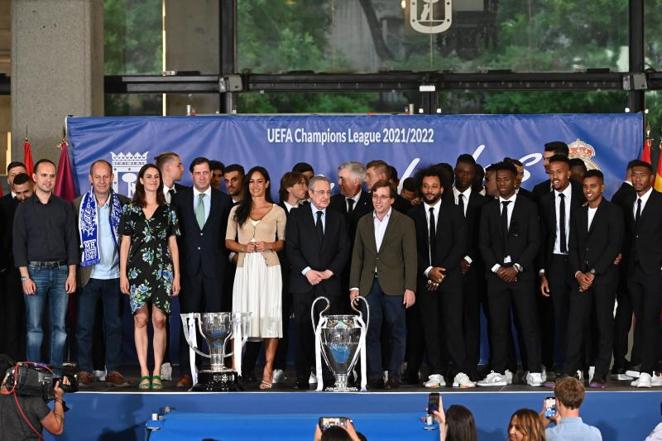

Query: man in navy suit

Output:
[172, 157, 232, 388]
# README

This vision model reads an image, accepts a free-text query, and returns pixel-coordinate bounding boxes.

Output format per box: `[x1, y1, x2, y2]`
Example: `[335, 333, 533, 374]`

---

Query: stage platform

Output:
[50, 387, 662, 441]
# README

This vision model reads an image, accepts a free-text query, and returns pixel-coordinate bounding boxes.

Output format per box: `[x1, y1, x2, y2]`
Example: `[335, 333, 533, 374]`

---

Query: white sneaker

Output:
[161, 362, 172, 381]
[452, 372, 476, 388]
[477, 371, 507, 387]
[526, 372, 544, 387]
[504, 369, 514, 385]
[424, 374, 446, 388]
[542, 367, 547, 382]
[272, 369, 286, 384]
[652, 372, 662, 387]
[309, 372, 318, 384]
[576, 370, 584, 381]
[626, 369, 641, 379]
[631, 372, 652, 388]
[94, 370, 107, 382]
[588, 366, 595, 384]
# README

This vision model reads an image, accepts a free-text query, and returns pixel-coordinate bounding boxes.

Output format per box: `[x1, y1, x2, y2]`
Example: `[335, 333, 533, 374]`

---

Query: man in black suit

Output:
[565, 170, 623, 388]
[505, 157, 534, 200]
[286, 175, 349, 389]
[452, 154, 488, 378]
[0, 167, 31, 360]
[155, 152, 187, 204]
[172, 157, 232, 388]
[625, 161, 662, 388]
[477, 161, 544, 387]
[365, 160, 411, 214]
[538, 155, 585, 373]
[411, 167, 475, 388]
[532, 141, 570, 201]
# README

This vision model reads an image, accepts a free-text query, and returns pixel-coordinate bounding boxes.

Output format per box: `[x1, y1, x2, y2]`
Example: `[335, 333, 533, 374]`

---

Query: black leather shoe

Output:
[294, 379, 309, 390]
[385, 377, 400, 390]
[368, 379, 384, 390]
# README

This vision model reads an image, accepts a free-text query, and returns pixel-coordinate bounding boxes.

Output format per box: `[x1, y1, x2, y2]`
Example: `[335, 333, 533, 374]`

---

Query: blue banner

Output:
[67, 114, 643, 198]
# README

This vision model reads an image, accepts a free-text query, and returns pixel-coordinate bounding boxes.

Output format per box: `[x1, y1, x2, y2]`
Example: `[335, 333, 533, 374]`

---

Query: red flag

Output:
[23, 138, 34, 177]
[655, 139, 662, 193]
[54, 139, 76, 202]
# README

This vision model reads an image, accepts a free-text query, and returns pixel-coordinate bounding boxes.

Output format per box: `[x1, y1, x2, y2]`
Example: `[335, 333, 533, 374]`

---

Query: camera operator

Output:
[0, 355, 67, 440]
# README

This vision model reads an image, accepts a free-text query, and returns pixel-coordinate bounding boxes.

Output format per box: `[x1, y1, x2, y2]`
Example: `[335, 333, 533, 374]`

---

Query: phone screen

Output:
[544, 396, 556, 418]
[319, 417, 349, 430]
[427, 392, 440, 415]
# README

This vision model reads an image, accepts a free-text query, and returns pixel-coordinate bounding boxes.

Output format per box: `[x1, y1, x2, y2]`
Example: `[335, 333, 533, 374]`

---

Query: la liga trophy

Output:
[180, 312, 251, 391]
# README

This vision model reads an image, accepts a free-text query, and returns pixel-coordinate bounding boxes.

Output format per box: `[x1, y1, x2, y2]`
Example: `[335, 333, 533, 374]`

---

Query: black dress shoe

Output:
[294, 379, 309, 390]
[384, 377, 400, 390]
[368, 379, 384, 390]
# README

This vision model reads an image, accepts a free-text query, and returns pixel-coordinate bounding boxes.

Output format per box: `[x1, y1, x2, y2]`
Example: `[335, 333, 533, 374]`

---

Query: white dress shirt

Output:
[587, 206, 598, 230]
[452, 186, 471, 217]
[633, 186, 653, 220]
[373, 208, 392, 253]
[553, 185, 572, 255]
[163, 184, 176, 205]
[491, 193, 517, 273]
[193, 186, 212, 224]
[346, 190, 362, 212]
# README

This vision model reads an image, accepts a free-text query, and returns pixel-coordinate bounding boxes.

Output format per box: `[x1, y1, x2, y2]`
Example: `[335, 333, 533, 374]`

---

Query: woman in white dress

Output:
[225, 166, 286, 390]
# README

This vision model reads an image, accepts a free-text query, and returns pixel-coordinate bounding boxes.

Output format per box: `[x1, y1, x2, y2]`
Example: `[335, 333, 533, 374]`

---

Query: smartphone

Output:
[427, 392, 440, 415]
[544, 396, 556, 419]
[318, 417, 350, 431]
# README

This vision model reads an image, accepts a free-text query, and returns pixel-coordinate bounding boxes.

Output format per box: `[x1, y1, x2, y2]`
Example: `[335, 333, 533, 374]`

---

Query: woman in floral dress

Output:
[119, 163, 180, 390]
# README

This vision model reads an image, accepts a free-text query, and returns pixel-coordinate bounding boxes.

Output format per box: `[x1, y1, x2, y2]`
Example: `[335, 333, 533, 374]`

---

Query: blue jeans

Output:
[25, 264, 68, 366]
[76, 278, 123, 372]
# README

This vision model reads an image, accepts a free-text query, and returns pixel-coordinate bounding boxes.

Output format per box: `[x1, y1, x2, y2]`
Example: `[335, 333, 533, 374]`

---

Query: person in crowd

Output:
[292, 162, 315, 182]
[272, 171, 309, 385]
[507, 409, 546, 441]
[13, 159, 78, 368]
[505, 157, 533, 200]
[431, 396, 478, 441]
[625, 160, 662, 388]
[472, 163, 485, 195]
[330, 161, 372, 242]
[155, 152, 186, 204]
[569, 158, 587, 184]
[484, 164, 498, 198]
[4, 161, 28, 197]
[365, 160, 411, 213]
[0, 355, 67, 439]
[349, 180, 416, 389]
[565, 170, 623, 388]
[119, 163, 181, 390]
[538, 155, 585, 377]
[313, 419, 363, 441]
[172, 157, 232, 389]
[477, 161, 544, 387]
[209, 160, 225, 191]
[389, 165, 400, 187]
[74, 160, 130, 387]
[453, 154, 488, 379]
[541, 376, 602, 440]
[399, 177, 419, 205]
[286, 175, 349, 389]
[532, 141, 570, 201]
[225, 166, 286, 390]
[224, 163, 246, 204]
[0, 169, 31, 360]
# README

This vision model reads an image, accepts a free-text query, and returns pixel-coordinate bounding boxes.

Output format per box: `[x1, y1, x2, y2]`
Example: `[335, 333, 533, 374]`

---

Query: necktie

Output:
[195, 193, 206, 229]
[559, 193, 567, 254]
[501, 200, 511, 257]
[429, 207, 436, 260]
[316, 210, 324, 239]
[168, 188, 175, 204]
[458, 194, 465, 218]
[635, 198, 642, 225]
[346, 198, 355, 214]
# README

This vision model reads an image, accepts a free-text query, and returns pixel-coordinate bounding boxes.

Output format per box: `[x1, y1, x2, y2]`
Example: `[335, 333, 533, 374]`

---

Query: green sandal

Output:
[151, 375, 163, 390]
[138, 376, 151, 390]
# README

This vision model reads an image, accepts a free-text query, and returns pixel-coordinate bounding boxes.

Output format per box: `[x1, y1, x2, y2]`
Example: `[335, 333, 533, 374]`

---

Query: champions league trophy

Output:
[313, 296, 369, 392]
[180, 312, 252, 391]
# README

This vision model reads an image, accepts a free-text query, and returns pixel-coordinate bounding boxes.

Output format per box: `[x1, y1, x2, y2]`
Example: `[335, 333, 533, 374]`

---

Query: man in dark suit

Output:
[155, 152, 188, 204]
[566, 170, 623, 388]
[505, 157, 534, 200]
[365, 160, 411, 214]
[532, 141, 570, 201]
[286, 175, 350, 389]
[538, 155, 585, 373]
[0, 166, 31, 360]
[349, 180, 417, 389]
[477, 161, 544, 387]
[625, 161, 662, 388]
[172, 157, 232, 388]
[411, 166, 475, 388]
[452, 154, 488, 379]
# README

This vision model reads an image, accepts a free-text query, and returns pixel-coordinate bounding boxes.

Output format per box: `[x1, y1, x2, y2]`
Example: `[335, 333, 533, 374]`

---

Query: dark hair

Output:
[89, 159, 112, 176]
[433, 163, 455, 187]
[548, 154, 570, 167]
[544, 141, 569, 156]
[569, 158, 587, 171]
[7, 161, 26, 173]
[627, 159, 641, 170]
[366, 160, 391, 179]
[493, 161, 517, 176]
[234, 166, 273, 225]
[371, 179, 396, 198]
[133, 164, 166, 207]
[402, 177, 417, 192]
[485, 163, 498, 174]
[389, 165, 399, 183]
[445, 405, 477, 441]
[320, 426, 353, 441]
[456, 154, 477, 167]
[34, 159, 56, 173]
[13, 173, 31, 186]
[554, 376, 585, 409]
[504, 157, 523, 167]
[0, 354, 15, 380]
[189, 157, 211, 173]
[154, 152, 180, 170]
[472, 164, 485, 192]
[629, 159, 654, 173]
[583, 169, 604, 181]
[292, 162, 314, 174]
[224, 163, 245, 177]
[415, 167, 447, 191]
[210, 160, 225, 172]
[279, 171, 305, 202]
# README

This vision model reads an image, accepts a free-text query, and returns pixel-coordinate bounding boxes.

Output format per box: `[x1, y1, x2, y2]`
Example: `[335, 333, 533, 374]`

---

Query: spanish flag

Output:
[642, 135, 653, 164]
[655, 138, 662, 192]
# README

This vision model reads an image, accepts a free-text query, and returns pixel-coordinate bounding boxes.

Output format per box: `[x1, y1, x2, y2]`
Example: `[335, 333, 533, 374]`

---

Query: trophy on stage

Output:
[180, 312, 252, 391]
[313, 296, 369, 392]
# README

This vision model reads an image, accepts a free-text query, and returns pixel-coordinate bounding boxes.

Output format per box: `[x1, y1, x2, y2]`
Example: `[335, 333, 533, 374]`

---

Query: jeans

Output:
[25, 264, 68, 366]
[77, 278, 123, 372]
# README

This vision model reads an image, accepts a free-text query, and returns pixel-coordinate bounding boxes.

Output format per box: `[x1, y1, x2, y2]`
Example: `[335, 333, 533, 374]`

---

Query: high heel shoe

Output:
[259, 366, 273, 390]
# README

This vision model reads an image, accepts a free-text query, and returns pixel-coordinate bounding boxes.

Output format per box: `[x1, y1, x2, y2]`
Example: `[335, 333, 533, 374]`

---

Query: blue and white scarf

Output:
[79, 189, 123, 267]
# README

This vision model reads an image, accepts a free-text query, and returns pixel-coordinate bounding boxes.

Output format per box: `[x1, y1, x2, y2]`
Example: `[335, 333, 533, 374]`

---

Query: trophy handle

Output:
[312, 296, 330, 391]
[351, 297, 369, 392]
[350, 295, 369, 330]
[311, 296, 330, 333]
[180, 313, 211, 359]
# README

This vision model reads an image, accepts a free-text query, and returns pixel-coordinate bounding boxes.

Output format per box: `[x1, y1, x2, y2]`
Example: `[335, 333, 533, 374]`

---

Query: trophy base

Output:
[324, 386, 359, 392]
[192, 370, 240, 392]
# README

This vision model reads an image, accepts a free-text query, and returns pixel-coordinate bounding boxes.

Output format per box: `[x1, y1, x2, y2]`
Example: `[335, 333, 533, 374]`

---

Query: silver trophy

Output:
[180, 312, 252, 391]
[313, 296, 369, 392]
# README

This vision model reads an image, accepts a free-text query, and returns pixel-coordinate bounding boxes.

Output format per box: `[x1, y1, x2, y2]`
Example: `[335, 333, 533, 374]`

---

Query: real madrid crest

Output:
[409, 0, 453, 34]
[568, 139, 600, 171]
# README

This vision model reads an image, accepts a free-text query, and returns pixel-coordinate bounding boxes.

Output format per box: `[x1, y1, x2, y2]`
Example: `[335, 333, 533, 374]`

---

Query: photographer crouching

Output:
[0, 355, 75, 440]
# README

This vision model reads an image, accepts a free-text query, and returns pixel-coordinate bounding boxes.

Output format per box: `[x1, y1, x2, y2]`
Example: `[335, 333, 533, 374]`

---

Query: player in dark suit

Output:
[566, 170, 623, 388]
[531, 141, 570, 201]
